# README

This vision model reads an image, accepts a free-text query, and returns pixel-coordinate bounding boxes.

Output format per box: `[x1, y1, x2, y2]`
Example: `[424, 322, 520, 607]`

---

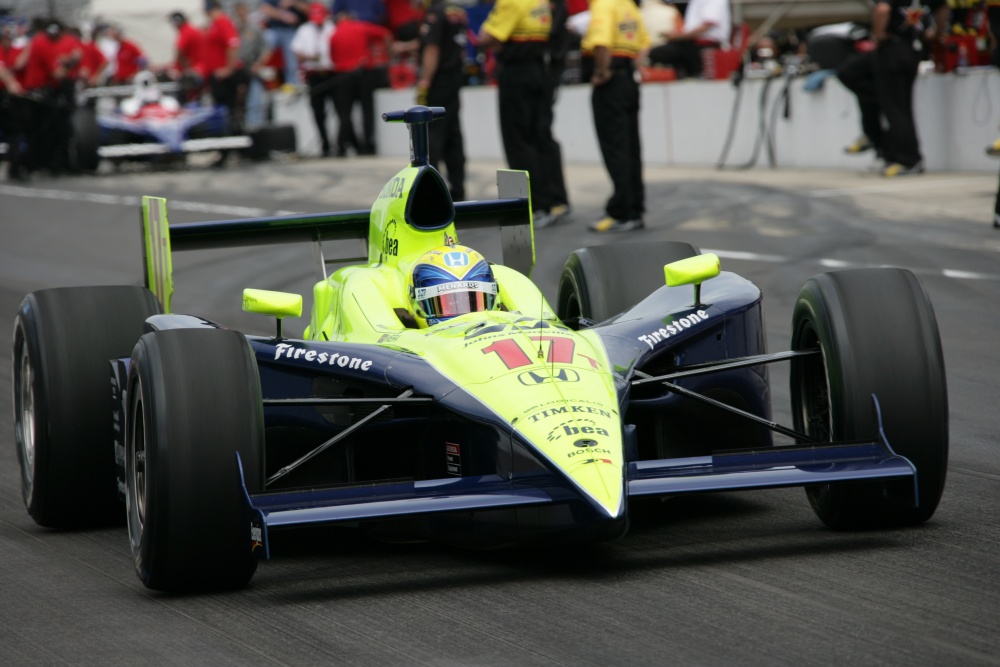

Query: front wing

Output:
[238, 397, 916, 558]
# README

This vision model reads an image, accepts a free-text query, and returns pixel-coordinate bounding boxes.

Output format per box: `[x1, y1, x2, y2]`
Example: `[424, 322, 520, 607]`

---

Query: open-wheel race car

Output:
[70, 72, 296, 172]
[12, 107, 948, 592]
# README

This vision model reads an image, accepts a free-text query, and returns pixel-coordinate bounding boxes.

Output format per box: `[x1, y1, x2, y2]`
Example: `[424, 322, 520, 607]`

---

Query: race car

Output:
[71, 71, 295, 171]
[12, 106, 948, 592]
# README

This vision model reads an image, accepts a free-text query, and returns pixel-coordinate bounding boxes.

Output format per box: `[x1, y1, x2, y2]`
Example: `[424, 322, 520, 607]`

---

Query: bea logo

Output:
[444, 251, 469, 268]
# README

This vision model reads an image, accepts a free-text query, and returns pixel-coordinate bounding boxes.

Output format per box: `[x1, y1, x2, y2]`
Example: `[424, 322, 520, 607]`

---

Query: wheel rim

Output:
[128, 392, 146, 533]
[795, 324, 832, 442]
[560, 290, 582, 326]
[15, 340, 36, 498]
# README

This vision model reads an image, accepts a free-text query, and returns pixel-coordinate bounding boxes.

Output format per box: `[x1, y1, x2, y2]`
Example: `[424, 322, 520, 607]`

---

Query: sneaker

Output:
[844, 136, 873, 154]
[533, 210, 556, 229]
[589, 216, 644, 233]
[549, 203, 572, 222]
[987, 139, 1000, 157]
[882, 161, 924, 177]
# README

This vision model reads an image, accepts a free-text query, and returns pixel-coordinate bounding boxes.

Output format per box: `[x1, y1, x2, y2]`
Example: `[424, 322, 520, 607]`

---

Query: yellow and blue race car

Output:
[12, 107, 949, 592]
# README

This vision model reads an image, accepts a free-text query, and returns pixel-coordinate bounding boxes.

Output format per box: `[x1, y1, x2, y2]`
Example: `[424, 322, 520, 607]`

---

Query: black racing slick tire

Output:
[790, 268, 948, 529]
[70, 106, 100, 173]
[126, 328, 265, 592]
[12, 286, 161, 528]
[557, 241, 701, 325]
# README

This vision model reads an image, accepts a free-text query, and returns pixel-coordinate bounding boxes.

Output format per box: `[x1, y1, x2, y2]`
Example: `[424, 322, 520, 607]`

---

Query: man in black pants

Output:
[540, 0, 571, 224]
[478, 0, 557, 228]
[870, 0, 948, 177]
[985, 0, 1000, 227]
[417, 0, 468, 201]
[837, 50, 883, 159]
[583, 0, 650, 233]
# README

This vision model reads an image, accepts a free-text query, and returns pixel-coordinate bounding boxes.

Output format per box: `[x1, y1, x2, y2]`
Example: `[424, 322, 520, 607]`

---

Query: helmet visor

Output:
[415, 281, 498, 322]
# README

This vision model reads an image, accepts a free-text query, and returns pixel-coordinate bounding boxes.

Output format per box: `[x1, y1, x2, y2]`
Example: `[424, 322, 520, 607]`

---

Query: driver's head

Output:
[409, 245, 497, 328]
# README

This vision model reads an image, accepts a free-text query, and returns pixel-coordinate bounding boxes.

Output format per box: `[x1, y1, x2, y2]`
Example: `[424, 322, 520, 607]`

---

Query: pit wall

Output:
[274, 67, 1000, 174]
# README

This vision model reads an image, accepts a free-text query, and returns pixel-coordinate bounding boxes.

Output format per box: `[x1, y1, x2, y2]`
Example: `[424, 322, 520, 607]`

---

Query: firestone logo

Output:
[637, 310, 710, 349]
[273, 343, 373, 371]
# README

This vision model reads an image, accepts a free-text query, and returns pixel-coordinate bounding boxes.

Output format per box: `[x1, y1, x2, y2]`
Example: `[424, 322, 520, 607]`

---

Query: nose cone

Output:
[513, 385, 625, 518]
[423, 315, 625, 518]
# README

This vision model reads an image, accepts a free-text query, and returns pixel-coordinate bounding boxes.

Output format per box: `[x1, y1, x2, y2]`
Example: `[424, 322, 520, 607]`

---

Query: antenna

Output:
[381, 105, 447, 167]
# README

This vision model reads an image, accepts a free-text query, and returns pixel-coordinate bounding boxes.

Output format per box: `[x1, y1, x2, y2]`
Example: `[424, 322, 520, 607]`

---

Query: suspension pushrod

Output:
[265, 388, 415, 487]
[631, 349, 818, 386]
[633, 370, 817, 444]
[263, 397, 433, 406]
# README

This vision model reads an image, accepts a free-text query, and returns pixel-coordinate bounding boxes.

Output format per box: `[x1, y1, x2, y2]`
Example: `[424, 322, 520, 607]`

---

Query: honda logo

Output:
[517, 368, 581, 385]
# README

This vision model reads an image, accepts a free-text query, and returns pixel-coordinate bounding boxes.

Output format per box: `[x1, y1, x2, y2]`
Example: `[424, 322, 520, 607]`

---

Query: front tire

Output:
[127, 328, 264, 592]
[12, 286, 161, 527]
[790, 269, 948, 529]
[557, 241, 700, 325]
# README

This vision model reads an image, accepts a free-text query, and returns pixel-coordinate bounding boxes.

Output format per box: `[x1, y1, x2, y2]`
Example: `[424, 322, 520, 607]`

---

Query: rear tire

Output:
[12, 286, 161, 527]
[127, 328, 265, 592]
[557, 242, 700, 325]
[790, 269, 948, 529]
[70, 106, 101, 173]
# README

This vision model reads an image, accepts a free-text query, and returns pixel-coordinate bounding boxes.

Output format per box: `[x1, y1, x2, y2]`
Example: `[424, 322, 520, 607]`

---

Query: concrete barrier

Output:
[274, 66, 1000, 173]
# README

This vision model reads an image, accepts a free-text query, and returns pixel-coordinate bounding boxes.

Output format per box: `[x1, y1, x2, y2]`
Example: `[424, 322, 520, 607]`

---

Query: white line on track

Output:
[804, 178, 978, 198]
[4, 183, 997, 282]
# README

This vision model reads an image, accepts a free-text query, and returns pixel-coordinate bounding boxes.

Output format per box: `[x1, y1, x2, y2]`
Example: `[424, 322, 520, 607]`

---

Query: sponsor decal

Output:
[415, 281, 497, 300]
[543, 418, 612, 443]
[517, 368, 580, 385]
[527, 404, 613, 423]
[637, 310, 711, 350]
[377, 176, 407, 200]
[250, 524, 263, 553]
[273, 343, 373, 371]
[580, 458, 614, 465]
[382, 220, 399, 257]
[559, 423, 610, 438]
[443, 251, 470, 268]
[465, 317, 569, 341]
[377, 333, 401, 344]
[445, 442, 461, 476]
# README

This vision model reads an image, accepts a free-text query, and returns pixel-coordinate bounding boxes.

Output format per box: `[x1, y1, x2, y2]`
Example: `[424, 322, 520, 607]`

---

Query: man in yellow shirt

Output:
[583, 0, 651, 232]
[479, 0, 565, 228]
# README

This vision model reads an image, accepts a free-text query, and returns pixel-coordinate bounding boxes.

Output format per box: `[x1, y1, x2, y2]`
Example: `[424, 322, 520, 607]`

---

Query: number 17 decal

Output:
[481, 337, 576, 370]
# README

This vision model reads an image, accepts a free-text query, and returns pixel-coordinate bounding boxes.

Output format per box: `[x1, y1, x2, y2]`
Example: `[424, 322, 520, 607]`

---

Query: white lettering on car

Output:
[637, 310, 711, 350]
[273, 343, 373, 372]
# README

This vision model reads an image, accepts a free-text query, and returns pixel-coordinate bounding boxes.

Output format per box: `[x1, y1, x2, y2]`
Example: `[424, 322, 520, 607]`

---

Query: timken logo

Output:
[273, 343, 373, 371]
[528, 404, 612, 422]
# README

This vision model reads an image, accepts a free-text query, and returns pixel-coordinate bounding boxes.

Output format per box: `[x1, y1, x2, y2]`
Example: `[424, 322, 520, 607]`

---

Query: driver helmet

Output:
[409, 245, 498, 327]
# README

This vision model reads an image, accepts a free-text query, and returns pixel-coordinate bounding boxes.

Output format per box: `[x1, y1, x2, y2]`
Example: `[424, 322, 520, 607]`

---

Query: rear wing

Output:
[140, 170, 531, 313]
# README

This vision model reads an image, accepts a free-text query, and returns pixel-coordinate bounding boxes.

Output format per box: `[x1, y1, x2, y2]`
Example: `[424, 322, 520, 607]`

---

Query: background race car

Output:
[71, 71, 296, 171]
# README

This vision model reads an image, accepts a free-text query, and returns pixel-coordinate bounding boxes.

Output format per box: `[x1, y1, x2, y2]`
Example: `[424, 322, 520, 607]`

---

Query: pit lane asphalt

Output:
[2, 154, 999, 666]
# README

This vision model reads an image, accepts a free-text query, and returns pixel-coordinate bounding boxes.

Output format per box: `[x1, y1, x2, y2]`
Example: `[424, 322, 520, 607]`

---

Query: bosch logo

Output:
[518, 368, 580, 385]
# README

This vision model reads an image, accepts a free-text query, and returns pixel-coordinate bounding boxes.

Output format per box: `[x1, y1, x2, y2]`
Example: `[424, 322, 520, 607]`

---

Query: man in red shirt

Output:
[169, 11, 206, 102]
[78, 28, 109, 87]
[204, 0, 243, 125]
[0, 34, 27, 181]
[106, 25, 146, 84]
[15, 20, 65, 175]
[329, 13, 391, 155]
[386, 0, 425, 41]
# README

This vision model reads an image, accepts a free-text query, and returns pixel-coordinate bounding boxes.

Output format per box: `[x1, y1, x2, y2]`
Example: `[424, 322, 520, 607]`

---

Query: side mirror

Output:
[242, 288, 302, 339]
[664, 253, 720, 307]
